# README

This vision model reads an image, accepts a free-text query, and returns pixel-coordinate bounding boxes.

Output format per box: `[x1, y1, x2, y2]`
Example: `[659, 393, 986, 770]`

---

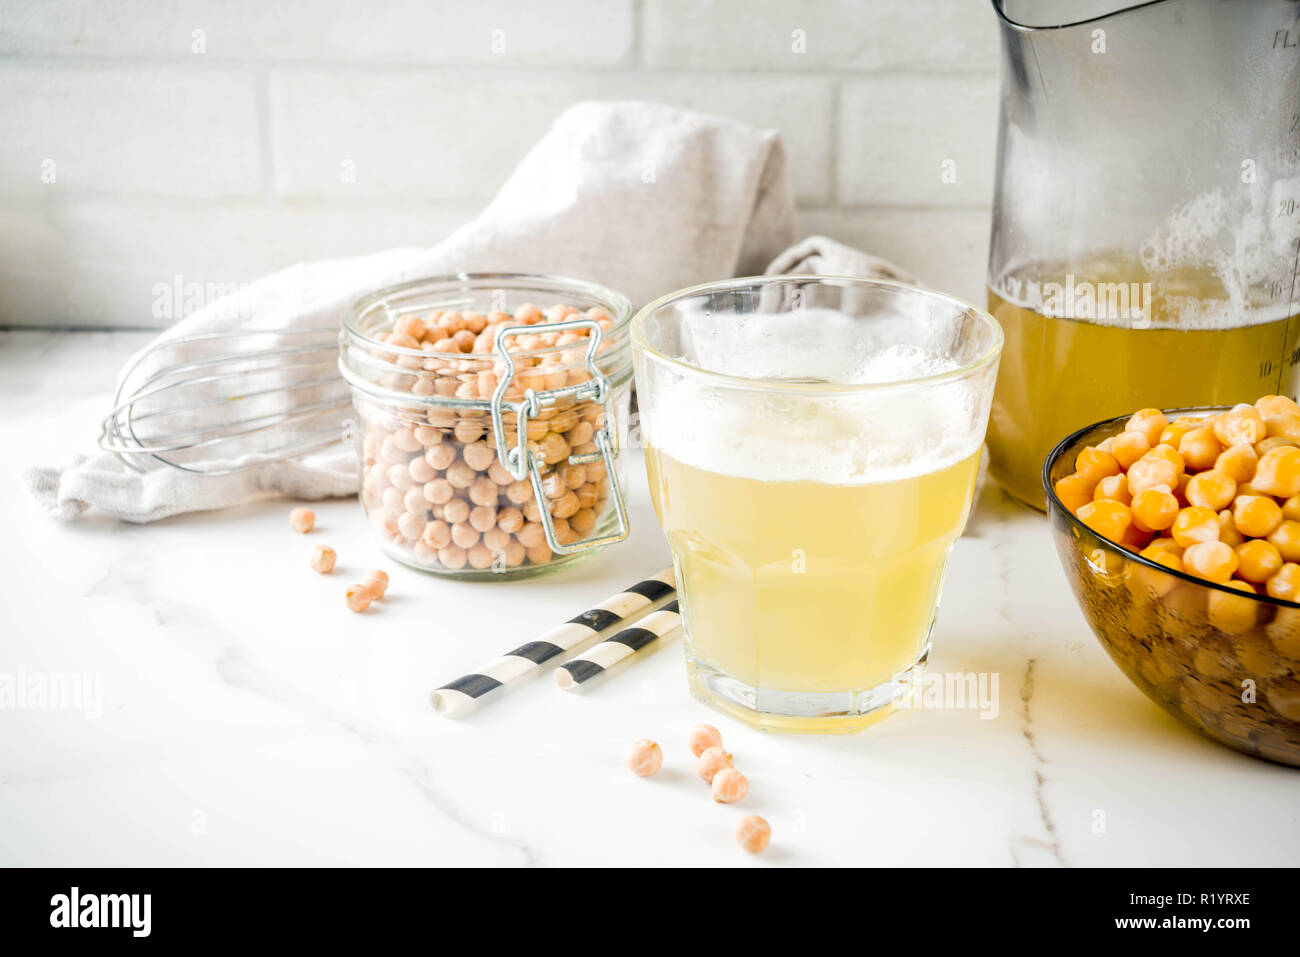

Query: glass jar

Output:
[340, 274, 633, 580]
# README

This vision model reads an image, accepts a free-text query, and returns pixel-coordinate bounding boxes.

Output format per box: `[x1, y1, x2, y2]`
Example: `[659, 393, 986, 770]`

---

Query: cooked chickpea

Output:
[1182, 541, 1238, 582]
[627, 739, 663, 777]
[736, 815, 771, 854]
[1207, 580, 1259, 636]
[1110, 430, 1151, 469]
[289, 507, 315, 533]
[1217, 509, 1246, 548]
[1233, 494, 1283, 538]
[364, 569, 389, 599]
[696, 746, 734, 784]
[1178, 427, 1222, 471]
[1184, 470, 1236, 511]
[1093, 473, 1130, 505]
[1267, 519, 1300, 562]
[1214, 404, 1267, 447]
[1214, 443, 1258, 484]
[1077, 500, 1132, 543]
[1126, 408, 1168, 447]
[689, 724, 723, 757]
[1126, 456, 1180, 494]
[1168, 505, 1220, 548]
[1131, 486, 1179, 532]
[1076, 447, 1120, 480]
[1054, 473, 1095, 513]
[711, 768, 749, 804]
[1252, 446, 1300, 498]
[345, 584, 372, 613]
[1235, 539, 1284, 584]
[310, 545, 336, 574]
[1267, 563, 1300, 601]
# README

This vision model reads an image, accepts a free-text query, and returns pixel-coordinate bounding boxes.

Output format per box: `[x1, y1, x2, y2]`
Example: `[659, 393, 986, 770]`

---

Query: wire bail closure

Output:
[488, 318, 630, 555]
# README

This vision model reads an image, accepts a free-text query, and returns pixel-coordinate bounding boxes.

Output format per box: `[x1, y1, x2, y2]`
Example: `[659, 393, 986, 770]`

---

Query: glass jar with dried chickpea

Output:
[340, 274, 633, 579]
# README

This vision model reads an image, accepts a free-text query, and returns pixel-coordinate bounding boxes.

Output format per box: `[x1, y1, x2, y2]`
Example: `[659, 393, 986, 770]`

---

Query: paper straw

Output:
[555, 600, 681, 690]
[430, 567, 676, 716]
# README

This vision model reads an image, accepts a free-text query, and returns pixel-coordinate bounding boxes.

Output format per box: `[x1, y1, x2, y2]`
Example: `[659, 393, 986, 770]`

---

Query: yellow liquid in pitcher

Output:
[987, 259, 1300, 509]
[646, 446, 980, 724]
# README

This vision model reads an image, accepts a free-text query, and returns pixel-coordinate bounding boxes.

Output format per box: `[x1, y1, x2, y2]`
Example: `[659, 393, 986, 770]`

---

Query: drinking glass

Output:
[631, 277, 1002, 732]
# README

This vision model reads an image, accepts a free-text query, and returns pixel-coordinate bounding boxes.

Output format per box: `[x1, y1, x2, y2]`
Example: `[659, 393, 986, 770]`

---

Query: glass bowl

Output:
[1043, 409, 1300, 767]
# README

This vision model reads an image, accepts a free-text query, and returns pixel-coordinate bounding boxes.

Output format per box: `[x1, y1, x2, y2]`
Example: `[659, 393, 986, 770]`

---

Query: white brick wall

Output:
[0, 0, 1001, 327]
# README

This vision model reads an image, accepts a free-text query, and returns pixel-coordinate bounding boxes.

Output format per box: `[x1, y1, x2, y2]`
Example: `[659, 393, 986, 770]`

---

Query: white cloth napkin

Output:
[25, 100, 910, 523]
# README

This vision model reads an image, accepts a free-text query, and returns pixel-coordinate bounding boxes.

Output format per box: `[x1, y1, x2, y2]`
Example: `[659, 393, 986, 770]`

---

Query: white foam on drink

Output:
[645, 309, 989, 485]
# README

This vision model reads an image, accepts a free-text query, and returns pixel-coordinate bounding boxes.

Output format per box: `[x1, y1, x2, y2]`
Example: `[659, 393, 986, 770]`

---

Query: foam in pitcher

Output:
[647, 308, 984, 485]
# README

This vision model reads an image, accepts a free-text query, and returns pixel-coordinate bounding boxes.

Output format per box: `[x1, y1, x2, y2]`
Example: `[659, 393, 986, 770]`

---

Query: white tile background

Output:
[0, 0, 1001, 327]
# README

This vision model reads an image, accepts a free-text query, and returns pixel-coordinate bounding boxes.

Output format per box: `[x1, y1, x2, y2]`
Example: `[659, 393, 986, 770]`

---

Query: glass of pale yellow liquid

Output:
[631, 277, 1003, 732]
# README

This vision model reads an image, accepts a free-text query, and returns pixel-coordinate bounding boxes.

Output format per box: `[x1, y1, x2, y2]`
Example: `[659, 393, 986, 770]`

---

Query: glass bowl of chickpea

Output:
[340, 274, 634, 580]
[1044, 401, 1300, 767]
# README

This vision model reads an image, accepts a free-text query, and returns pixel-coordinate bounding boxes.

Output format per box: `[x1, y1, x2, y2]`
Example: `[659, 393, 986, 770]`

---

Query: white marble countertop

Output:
[1, 329, 1296, 867]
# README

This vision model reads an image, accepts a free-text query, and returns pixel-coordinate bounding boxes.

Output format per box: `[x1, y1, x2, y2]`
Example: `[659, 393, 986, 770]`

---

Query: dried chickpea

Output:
[1267, 520, 1300, 562]
[289, 507, 315, 534]
[1178, 428, 1222, 471]
[1182, 541, 1238, 583]
[711, 768, 749, 804]
[627, 739, 662, 777]
[1131, 485, 1179, 532]
[364, 569, 389, 599]
[1126, 408, 1168, 446]
[345, 584, 372, 613]
[689, 724, 723, 758]
[1235, 539, 1284, 584]
[736, 815, 771, 854]
[1234, 494, 1283, 538]
[697, 746, 734, 784]
[1093, 473, 1131, 505]
[1184, 470, 1236, 511]
[310, 545, 336, 574]
[1109, 431, 1150, 470]
[1170, 506, 1219, 548]
[1267, 563, 1300, 601]
[1077, 500, 1132, 542]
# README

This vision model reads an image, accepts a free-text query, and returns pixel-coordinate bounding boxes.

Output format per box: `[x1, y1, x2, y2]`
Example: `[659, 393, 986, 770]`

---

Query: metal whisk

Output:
[98, 327, 351, 475]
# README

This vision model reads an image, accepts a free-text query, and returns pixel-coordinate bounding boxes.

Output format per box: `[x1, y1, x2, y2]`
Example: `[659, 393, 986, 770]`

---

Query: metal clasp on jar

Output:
[488, 318, 630, 555]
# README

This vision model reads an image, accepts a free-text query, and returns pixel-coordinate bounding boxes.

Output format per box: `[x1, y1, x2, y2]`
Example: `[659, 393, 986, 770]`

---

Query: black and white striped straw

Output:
[554, 601, 682, 690]
[430, 567, 676, 717]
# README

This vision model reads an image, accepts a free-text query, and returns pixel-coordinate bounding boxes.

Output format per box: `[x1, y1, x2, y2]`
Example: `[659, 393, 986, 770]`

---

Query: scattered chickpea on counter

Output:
[627, 739, 663, 777]
[310, 545, 336, 574]
[736, 815, 771, 854]
[1055, 395, 1300, 607]
[625, 725, 767, 853]
[289, 507, 315, 534]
